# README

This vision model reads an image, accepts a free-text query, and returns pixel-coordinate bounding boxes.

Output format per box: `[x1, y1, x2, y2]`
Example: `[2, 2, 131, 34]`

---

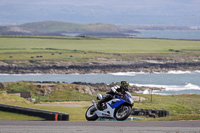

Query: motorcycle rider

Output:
[97, 81, 130, 110]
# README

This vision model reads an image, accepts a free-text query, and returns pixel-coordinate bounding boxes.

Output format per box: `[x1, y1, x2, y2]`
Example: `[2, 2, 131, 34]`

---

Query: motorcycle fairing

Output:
[95, 98, 126, 118]
[108, 99, 126, 109]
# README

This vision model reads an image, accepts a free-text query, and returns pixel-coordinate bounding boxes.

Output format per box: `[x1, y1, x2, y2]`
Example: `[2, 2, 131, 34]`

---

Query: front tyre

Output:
[85, 105, 98, 121]
[115, 105, 132, 121]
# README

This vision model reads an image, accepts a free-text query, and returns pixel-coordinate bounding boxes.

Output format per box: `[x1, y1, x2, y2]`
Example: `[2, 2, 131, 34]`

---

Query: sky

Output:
[0, 0, 200, 26]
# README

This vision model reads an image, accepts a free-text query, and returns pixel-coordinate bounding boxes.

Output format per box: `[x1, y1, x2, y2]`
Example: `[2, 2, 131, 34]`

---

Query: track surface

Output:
[0, 121, 200, 133]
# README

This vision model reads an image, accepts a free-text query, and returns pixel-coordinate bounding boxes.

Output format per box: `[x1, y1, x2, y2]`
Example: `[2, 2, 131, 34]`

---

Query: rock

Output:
[72, 82, 164, 93]
[0, 83, 4, 89]
[81, 86, 95, 95]
[0, 61, 200, 74]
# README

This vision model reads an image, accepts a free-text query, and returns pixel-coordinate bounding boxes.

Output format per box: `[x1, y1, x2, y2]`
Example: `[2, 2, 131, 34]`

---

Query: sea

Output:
[64, 30, 200, 40]
[129, 30, 200, 40]
[1, 71, 200, 95]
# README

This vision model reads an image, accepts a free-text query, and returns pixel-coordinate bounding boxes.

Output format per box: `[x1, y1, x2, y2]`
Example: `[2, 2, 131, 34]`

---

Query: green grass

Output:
[1, 82, 97, 103]
[32, 105, 88, 121]
[38, 89, 96, 102]
[0, 36, 200, 53]
[132, 94, 200, 121]
[1, 35, 200, 63]
[5, 82, 38, 92]
[0, 91, 33, 106]
[134, 94, 200, 113]
[0, 50, 110, 61]
[1, 35, 200, 62]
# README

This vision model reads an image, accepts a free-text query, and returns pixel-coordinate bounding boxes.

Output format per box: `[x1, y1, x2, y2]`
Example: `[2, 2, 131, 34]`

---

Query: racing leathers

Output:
[97, 85, 125, 110]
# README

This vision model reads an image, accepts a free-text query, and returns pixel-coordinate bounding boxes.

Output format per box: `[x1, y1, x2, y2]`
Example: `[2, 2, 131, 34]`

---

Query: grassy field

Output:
[0, 91, 200, 121]
[1, 35, 200, 53]
[133, 94, 200, 121]
[1, 82, 97, 103]
[1, 35, 200, 62]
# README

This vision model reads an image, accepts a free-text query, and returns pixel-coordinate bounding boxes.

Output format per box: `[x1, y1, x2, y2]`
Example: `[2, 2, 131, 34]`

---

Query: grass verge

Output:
[1, 91, 200, 121]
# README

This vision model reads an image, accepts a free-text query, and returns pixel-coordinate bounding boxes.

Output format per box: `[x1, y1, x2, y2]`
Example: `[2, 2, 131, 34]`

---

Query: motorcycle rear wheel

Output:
[85, 105, 98, 121]
[115, 105, 132, 121]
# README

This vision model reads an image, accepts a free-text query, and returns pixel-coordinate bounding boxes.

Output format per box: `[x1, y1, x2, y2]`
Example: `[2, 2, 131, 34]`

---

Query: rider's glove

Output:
[113, 85, 120, 89]
[115, 92, 123, 97]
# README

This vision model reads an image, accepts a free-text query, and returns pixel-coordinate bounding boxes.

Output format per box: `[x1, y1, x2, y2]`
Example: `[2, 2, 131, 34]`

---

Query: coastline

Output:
[1, 67, 200, 95]
[1, 61, 200, 74]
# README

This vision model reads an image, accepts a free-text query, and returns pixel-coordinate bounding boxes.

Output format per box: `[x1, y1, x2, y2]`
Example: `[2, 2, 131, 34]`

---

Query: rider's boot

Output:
[97, 99, 105, 110]
[97, 94, 112, 110]
[97, 103, 103, 110]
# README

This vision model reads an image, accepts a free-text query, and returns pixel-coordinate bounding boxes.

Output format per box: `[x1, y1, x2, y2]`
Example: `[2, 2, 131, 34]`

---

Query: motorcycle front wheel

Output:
[85, 105, 98, 121]
[115, 105, 132, 121]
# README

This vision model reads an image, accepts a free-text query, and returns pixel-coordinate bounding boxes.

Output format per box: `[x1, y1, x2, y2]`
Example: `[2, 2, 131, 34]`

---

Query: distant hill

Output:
[19, 21, 84, 33]
[0, 21, 197, 37]
[19, 21, 123, 33]
[0, 21, 129, 36]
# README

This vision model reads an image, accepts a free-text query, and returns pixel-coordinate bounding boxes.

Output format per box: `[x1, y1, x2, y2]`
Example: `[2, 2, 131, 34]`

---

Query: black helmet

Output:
[120, 81, 129, 91]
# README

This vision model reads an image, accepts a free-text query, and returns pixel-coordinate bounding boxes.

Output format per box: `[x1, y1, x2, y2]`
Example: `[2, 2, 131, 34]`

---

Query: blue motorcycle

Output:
[85, 91, 134, 121]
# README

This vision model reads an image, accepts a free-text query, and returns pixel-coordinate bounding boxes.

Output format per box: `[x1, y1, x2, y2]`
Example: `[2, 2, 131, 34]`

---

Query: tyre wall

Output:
[131, 108, 169, 118]
[0, 103, 69, 121]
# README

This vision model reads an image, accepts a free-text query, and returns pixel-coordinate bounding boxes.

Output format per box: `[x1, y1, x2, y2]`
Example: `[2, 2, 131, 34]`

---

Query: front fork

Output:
[92, 100, 97, 109]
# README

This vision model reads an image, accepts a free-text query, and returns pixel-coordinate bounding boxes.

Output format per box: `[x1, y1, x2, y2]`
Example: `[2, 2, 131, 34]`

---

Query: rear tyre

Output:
[115, 105, 132, 121]
[85, 105, 98, 121]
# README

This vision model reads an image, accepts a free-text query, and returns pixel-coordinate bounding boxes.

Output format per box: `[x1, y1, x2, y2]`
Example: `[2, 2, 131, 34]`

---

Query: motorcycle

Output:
[85, 91, 134, 121]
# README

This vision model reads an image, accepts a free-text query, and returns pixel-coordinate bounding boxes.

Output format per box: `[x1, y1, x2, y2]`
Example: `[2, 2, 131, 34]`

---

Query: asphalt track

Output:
[0, 121, 200, 133]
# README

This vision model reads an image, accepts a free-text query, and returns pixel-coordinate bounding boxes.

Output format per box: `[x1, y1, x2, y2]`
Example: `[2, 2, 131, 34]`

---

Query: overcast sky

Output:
[0, 0, 200, 25]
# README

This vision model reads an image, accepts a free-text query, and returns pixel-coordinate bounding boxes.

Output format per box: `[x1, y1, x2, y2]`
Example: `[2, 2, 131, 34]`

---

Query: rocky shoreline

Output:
[1, 61, 199, 95]
[72, 82, 165, 93]
[1, 81, 164, 96]
[0, 61, 200, 74]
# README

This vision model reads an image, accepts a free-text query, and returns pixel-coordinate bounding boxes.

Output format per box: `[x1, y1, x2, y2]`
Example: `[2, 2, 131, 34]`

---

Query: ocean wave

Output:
[110, 70, 199, 76]
[132, 83, 200, 95]
[0, 73, 43, 76]
[131, 83, 182, 91]
[69, 73, 80, 75]
[195, 70, 200, 73]
[109, 72, 147, 76]
[152, 70, 193, 74]
[0, 74, 10, 75]
[159, 70, 200, 74]
[25, 73, 43, 76]
[167, 70, 192, 74]
[184, 83, 200, 90]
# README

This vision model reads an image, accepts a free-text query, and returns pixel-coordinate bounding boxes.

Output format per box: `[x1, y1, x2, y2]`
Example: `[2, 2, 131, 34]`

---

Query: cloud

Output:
[1, 0, 199, 9]
[0, 0, 104, 6]
[0, 0, 199, 25]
